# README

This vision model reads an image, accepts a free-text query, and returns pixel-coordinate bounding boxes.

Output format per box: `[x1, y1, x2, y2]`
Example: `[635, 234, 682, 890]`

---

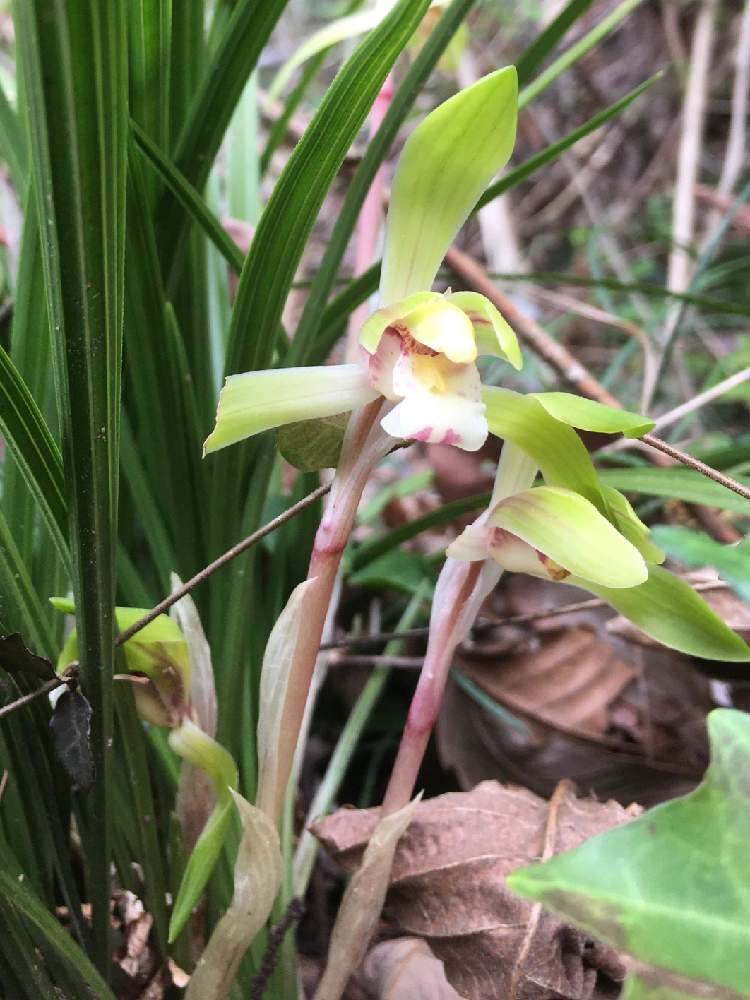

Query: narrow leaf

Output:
[597, 467, 750, 517]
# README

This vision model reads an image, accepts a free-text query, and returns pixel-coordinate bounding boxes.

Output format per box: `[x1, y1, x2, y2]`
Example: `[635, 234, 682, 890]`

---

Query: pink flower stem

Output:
[346, 74, 395, 361]
[381, 558, 483, 815]
[268, 399, 390, 823]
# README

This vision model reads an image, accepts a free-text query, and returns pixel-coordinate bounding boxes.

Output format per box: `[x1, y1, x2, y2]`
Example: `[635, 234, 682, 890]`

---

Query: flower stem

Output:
[381, 558, 482, 815]
[265, 399, 390, 822]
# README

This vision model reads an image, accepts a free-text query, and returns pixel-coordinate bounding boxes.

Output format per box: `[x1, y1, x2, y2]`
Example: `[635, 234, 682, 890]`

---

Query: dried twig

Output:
[509, 780, 575, 1000]
[642, 434, 750, 502]
[248, 898, 305, 1000]
[320, 582, 728, 652]
[115, 483, 331, 646]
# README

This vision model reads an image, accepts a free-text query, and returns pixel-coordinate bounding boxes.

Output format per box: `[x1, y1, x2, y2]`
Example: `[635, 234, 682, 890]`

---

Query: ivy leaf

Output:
[507, 709, 750, 999]
[49, 690, 95, 793]
[0, 633, 56, 680]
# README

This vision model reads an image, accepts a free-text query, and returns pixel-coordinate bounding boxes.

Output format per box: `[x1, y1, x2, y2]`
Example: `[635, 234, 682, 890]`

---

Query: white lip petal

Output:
[379, 355, 487, 451]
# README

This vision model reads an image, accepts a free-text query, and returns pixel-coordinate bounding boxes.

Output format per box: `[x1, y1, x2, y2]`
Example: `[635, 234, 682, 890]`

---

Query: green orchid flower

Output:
[204, 69, 520, 457]
[52, 598, 191, 727]
[446, 390, 750, 662]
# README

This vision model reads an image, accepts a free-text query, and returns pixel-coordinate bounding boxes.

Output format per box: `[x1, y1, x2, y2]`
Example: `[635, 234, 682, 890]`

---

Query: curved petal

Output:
[359, 292, 441, 354]
[380, 358, 487, 451]
[403, 299, 476, 363]
[447, 291, 522, 369]
[203, 365, 378, 455]
[489, 486, 647, 588]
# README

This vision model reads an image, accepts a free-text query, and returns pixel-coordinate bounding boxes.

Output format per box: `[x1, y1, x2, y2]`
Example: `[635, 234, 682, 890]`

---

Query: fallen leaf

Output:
[313, 798, 419, 1000]
[363, 938, 466, 999]
[460, 627, 634, 739]
[313, 781, 636, 999]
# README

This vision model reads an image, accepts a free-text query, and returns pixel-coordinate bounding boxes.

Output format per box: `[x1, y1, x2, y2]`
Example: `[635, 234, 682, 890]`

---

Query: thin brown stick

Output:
[445, 244, 744, 542]
[445, 245, 622, 407]
[509, 780, 574, 1000]
[0, 675, 69, 721]
[115, 482, 331, 646]
[642, 434, 750, 502]
[320, 581, 728, 651]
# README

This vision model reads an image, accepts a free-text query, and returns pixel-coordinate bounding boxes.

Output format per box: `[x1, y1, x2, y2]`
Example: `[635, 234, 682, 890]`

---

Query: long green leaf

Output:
[15, 0, 128, 976]
[597, 467, 750, 517]
[159, 0, 288, 277]
[0, 346, 69, 571]
[132, 119, 245, 273]
[515, 0, 596, 84]
[225, 0, 430, 379]
[0, 509, 55, 658]
[128, 0, 171, 152]
[0, 843, 114, 999]
[0, 80, 27, 194]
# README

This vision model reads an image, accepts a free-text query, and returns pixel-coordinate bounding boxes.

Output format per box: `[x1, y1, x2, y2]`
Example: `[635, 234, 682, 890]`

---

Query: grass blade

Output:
[159, 0, 288, 277]
[516, 0, 596, 85]
[0, 346, 69, 571]
[15, 0, 129, 976]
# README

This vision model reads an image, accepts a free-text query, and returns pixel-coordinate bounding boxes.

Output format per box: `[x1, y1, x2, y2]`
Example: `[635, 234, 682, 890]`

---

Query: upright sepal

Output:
[380, 67, 518, 303]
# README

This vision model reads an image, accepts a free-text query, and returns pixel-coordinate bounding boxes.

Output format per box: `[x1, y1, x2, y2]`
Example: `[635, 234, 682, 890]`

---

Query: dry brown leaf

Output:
[313, 781, 636, 1000]
[313, 798, 420, 1000]
[363, 938, 466, 999]
[460, 627, 635, 739]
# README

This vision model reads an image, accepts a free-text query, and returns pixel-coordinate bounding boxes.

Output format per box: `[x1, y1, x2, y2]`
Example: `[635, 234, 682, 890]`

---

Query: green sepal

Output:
[380, 67, 517, 303]
[531, 392, 654, 438]
[567, 565, 750, 661]
[483, 387, 609, 515]
[168, 719, 239, 943]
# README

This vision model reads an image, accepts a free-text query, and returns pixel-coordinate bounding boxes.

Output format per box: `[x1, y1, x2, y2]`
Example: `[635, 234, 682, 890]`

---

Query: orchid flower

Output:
[204, 68, 519, 458]
[446, 389, 750, 661]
